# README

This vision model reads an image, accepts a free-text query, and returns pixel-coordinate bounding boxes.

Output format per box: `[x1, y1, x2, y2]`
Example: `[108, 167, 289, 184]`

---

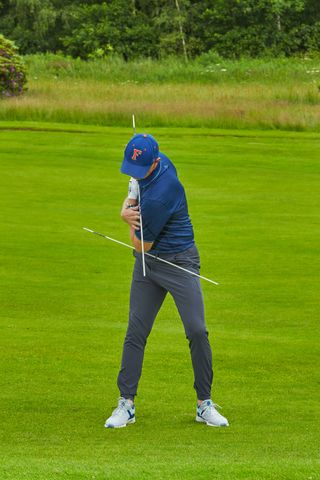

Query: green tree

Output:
[0, 0, 320, 59]
[271, 0, 305, 31]
[0, 0, 57, 52]
[60, 1, 158, 60]
[153, 0, 190, 58]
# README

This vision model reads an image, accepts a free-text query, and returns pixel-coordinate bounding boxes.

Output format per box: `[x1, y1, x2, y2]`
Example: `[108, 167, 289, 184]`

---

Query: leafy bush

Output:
[196, 49, 223, 66]
[0, 34, 27, 97]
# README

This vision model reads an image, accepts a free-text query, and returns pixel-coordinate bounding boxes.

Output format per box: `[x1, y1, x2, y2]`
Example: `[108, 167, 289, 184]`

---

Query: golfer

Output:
[105, 133, 229, 428]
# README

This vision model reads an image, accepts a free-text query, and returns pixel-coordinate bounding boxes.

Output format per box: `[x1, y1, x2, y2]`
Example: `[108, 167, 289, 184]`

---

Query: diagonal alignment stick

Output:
[83, 227, 219, 286]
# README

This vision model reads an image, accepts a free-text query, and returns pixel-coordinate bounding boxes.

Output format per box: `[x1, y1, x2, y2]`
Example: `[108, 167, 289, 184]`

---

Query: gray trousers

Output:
[117, 245, 213, 400]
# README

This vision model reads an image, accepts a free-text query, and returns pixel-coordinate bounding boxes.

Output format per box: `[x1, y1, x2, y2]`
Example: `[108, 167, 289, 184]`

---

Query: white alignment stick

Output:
[138, 184, 146, 277]
[131, 113, 144, 275]
[132, 114, 136, 135]
[83, 228, 219, 285]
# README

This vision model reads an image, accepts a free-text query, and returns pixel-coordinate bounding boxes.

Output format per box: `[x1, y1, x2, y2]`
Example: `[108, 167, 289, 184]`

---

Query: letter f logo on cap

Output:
[132, 148, 142, 161]
[121, 133, 159, 177]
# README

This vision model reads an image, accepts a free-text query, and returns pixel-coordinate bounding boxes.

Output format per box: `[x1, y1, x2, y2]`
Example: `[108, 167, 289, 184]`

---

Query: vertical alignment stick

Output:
[138, 183, 146, 277]
[132, 113, 144, 275]
[132, 114, 136, 135]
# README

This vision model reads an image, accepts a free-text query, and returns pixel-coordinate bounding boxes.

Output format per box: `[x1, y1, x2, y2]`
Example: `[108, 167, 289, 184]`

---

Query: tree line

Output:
[0, 0, 320, 60]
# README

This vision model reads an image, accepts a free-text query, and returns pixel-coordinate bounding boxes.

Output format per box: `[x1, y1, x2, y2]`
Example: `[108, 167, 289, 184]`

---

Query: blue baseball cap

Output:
[121, 133, 159, 178]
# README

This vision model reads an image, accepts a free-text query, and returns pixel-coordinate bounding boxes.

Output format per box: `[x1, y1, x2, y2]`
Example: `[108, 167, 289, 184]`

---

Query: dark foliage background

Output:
[0, 0, 320, 59]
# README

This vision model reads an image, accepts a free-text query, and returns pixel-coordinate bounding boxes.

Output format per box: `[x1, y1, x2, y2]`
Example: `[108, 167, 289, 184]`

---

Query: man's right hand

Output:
[121, 200, 140, 230]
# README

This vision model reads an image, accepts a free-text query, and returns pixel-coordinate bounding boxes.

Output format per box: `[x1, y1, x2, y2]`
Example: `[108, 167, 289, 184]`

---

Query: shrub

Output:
[0, 34, 27, 97]
[196, 49, 223, 66]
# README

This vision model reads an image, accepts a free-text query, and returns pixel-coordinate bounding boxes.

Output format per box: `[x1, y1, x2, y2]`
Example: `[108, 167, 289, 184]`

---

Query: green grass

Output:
[1, 54, 320, 130]
[25, 53, 320, 85]
[0, 122, 319, 479]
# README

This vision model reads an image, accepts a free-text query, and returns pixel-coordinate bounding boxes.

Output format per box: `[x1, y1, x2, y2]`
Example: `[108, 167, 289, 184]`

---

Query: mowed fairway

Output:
[0, 123, 319, 480]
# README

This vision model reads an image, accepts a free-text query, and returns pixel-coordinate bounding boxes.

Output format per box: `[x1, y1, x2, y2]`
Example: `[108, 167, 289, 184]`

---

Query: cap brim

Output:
[120, 159, 151, 179]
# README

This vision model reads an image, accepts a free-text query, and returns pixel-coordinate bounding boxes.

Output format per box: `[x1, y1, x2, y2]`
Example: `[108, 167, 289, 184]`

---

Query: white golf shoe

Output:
[105, 397, 135, 428]
[196, 399, 229, 427]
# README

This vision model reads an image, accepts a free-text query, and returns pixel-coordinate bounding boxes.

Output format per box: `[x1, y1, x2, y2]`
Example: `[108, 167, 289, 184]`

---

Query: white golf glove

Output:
[128, 177, 139, 201]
